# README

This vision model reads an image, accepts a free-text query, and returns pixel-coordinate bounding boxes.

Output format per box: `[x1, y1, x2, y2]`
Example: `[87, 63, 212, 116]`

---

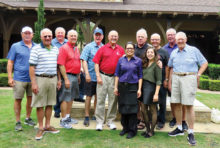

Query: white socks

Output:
[188, 129, 194, 134]
[177, 125, 183, 131]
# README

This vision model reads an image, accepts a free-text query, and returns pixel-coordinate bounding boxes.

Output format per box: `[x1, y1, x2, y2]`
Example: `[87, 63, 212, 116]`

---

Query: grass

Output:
[196, 92, 220, 110]
[0, 90, 220, 148]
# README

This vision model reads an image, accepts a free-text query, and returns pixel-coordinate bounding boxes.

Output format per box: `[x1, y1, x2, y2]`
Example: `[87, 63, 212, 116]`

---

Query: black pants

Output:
[121, 114, 137, 135]
[157, 85, 167, 124]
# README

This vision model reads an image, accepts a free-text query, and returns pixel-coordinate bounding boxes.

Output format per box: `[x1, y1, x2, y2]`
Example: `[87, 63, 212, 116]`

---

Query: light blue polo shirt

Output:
[51, 38, 68, 49]
[168, 44, 207, 73]
[29, 43, 59, 75]
[7, 40, 35, 82]
[80, 41, 103, 82]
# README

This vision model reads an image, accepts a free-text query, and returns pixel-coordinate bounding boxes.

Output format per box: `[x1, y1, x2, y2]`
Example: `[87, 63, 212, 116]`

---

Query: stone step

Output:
[71, 97, 211, 123]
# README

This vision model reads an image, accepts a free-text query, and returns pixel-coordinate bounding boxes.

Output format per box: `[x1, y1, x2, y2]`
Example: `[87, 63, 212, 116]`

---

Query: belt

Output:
[100, 71, 114, 77]
[67, 73, 78, 76]
[173, 72, 196, 76]
[36, 74, 57, 78]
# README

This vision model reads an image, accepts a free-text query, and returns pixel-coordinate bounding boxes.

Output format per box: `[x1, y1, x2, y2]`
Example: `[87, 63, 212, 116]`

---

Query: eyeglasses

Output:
[44, 35, 52, 38]
[126, 48, 134, 50]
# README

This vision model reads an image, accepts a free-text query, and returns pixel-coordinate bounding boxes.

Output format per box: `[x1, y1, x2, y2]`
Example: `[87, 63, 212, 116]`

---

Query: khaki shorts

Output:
[31, 76, 57, 108]
[13, 80, 32, 99]
[171, 74, 197, 105]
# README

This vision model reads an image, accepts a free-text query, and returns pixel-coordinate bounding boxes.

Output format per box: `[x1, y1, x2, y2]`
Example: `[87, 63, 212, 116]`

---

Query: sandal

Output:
[137, 121, 145, 130]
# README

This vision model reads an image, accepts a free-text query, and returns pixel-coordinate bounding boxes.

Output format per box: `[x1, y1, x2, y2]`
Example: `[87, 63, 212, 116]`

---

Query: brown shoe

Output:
[35, 129, 45, 140]
[44, 126, 60, 134]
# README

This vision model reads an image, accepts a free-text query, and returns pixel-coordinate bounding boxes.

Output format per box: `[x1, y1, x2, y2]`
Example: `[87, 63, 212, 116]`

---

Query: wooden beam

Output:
[66, 9, 71, 15]
[50, 9, 55, 14]
[157, 12, 162, 17]
[97, 10, 101, 16]
[127, 10, 131, 17]
[142, 11, 147, 17]
[188, 13, 193, 18]
[172, 12, 178, 18]
[112, 11, 116, 16]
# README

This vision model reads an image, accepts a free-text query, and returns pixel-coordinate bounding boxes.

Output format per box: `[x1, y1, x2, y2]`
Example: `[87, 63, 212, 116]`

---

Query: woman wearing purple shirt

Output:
[114, 42, 143, 139]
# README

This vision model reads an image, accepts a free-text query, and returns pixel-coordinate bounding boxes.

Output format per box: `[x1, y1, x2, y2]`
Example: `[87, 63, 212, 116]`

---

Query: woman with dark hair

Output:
[141, 47, 162, 138]
[114, 42, 143, 139]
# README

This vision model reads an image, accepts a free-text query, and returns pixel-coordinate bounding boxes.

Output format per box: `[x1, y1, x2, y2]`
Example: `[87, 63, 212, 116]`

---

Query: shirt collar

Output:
[92, 41, 103, 47]
[21, 40, 35, 47]
[67, 42, 75, 48]
[124, 55, 136, 60]
[106, 43, 118, 49]
[40, 42, 53, 49]
[177, 44, 188, 52]
[168, 43, 177, 49]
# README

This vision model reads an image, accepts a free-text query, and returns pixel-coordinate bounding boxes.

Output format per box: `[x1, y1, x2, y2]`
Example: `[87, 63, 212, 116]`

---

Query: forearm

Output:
[154, 85, 160, 95]
[7, 60, 14, 79]
[82, 60, 89, 75]
[198, 62, 208, 75]
[59, 65, 68, 80]
[95, 64, 101, 77]
[169, 68, 173, 81]
[57, 66, 61, 81]
[138, 79, 143, 91]
[29, 66, 36, 84]
[165, 66, 169, 80]
[114, 76, 119, 89]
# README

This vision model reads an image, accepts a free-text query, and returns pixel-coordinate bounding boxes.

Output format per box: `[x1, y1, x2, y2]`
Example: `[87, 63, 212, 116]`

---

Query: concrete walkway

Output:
[39, 115, 220, 134]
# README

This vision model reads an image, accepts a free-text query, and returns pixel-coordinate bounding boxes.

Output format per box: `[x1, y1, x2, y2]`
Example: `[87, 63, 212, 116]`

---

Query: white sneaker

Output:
[108, 123, 117, 130]
[96, 124, 103, 131]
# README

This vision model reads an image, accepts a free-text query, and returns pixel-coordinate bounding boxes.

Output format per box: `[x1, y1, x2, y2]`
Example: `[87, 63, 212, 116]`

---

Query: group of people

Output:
[7, 25, 208, 146]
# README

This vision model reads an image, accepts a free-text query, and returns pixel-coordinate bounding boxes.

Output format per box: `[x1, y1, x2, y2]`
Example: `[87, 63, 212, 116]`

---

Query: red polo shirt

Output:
[93, 43, 125, 74]
[58, 42, 81, 74]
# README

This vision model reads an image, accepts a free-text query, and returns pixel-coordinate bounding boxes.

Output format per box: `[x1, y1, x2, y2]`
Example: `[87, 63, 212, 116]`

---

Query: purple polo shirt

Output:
[163, 43, 178, 56]
[115, 56, 142, 83]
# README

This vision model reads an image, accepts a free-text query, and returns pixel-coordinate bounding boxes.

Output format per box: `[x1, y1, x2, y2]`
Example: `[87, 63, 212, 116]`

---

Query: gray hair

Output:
[176, 31, 187, 40]
[55, 27, 66, 35]
[166, 28, 176, 35]
[40, 28, 52, 36]
[150, 33, 161, 39]
[136, 28, 148, 38]
[67, 29, 78, 37]
[108, 30, 118, 36]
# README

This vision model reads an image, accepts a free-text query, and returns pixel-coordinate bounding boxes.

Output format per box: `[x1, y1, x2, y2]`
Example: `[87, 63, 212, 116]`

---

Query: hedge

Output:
[200, 75, 209, 79]
[207, 64, 220, 80]
[209, 80, 220, 91]
[199, 78, 209, 90]
[0, 73, 9, 87]
[0, 59, 8, 73]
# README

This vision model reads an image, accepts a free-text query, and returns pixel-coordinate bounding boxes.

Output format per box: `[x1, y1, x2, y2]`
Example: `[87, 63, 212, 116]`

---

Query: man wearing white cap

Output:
[7, 26, 36, 131]
[80, 27, 104, 126]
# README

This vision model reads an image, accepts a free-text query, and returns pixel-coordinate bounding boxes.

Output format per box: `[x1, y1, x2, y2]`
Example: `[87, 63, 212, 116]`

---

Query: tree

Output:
[33, 0, 46, 43]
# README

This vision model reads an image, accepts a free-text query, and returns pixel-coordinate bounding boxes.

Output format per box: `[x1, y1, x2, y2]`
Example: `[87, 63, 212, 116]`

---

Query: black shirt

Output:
[134, 43, 152, 58]
[157, 47, 169, 80]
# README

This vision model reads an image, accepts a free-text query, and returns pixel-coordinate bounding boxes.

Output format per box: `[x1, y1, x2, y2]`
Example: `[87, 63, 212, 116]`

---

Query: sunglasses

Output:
[126, 48, 134, 50]
[44, 35, 52, 38]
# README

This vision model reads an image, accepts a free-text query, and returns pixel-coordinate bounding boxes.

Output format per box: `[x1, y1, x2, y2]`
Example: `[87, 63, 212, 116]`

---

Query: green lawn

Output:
[0, 90, 220, 148]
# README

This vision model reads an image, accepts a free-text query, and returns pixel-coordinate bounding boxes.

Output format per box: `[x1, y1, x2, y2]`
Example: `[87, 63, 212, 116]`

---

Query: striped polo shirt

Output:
[29, 43, 59, 75]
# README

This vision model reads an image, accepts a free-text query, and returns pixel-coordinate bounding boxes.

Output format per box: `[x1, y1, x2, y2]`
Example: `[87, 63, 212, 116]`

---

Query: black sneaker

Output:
[169, 118, 176, 128]
[15, 121, 22, 131]
[83, 118, 90, 127]
[119, 130, 127, 136]
[24, 118, 36, 126]
[182, 121, 188, 131]
[54, 112, 60, 118]
[156, 122, 164, 130]
[187, 133, 196, 146]
[168, 127, 184, 136]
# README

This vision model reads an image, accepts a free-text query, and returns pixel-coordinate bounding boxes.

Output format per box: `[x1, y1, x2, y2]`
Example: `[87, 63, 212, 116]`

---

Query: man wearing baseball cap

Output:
[80, 27, 104, 126]
[7, 26, 36, 131]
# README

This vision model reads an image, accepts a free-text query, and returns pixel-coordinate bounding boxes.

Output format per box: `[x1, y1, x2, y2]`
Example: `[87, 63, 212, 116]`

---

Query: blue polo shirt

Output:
[163, 43, 178, 56]
[80, 41, 103, 82]
[7, 40, 35, 82]
[51, 38, 68, 49]
[168, 44, 207, 73]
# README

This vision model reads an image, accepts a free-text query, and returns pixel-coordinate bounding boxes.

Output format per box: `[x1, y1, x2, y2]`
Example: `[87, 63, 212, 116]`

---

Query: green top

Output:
[142, 62, 162, 85]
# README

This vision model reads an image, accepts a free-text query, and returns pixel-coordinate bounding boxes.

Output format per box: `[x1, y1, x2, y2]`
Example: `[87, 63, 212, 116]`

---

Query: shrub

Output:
[0, 73, 9, 86]
[208, 64, 220, 80]
[0, 59, 8, 73]
[209, 80, 220, 91]
[199, 78, 209, 90]
[200, 75, 209, 79]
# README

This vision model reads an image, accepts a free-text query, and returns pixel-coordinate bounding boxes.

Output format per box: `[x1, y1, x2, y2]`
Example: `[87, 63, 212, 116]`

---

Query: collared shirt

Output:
[163, 43, 178, 56]
[143, 62, 162, 85]
[57, 42, 81, 74]
[80, 41, 103, 82]
[29, 43, 59, 75]
[168, 44, 207, 73]
[93, 43, 125, 74]
[134, 43, 152, 58]
[7, 40, 35, 82]
[115, 56, 143, 83]
[51, 38, 68, 49]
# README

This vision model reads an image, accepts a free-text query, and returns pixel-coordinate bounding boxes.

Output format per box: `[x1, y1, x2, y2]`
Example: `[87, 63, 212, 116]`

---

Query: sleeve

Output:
[137, 59, 143, 79]
[93, 47, 103, 64]
[57, 46, 67, 65]
[80, 45, 90, 61]
[29, 47, 38, 66]
[195, 48, 207, 66]
[168, 52, 174, 68]
[7, 44, 16, 61]
[155, 65, 162, 85]
[114, 58, 121, 77]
